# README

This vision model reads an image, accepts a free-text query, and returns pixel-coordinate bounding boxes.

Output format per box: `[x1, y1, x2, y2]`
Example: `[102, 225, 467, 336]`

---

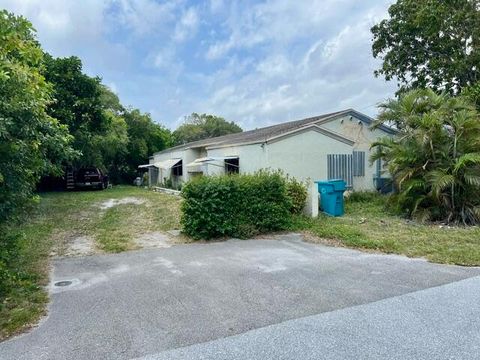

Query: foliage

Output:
[462, 82, 480, 110]
[371, 0, 480, 94]
[43, 55, 128, 172]
[42, 55, 172, 183]
[121, 109, 172, 183]
[181, 171, 293, 239]
[0, 11, 76, 221]
[0, 10, 77, 335]
[173, 113, 242, 145]
[285, 176, 308, 214]
[371, 89, 480, 225]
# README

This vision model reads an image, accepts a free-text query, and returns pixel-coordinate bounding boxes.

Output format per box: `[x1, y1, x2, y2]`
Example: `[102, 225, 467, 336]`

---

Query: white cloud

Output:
[206, 37, 236, 60]
[193, 1, 397, 129]
[0, 0, 398, 129]
[256, 55, 292, 78]
[0, 0, 109, 52]
[153, 47, 176, 68]
[113, 0, 178, 36]
[205, 0, 368, 61]
[173, 6, 199, 42]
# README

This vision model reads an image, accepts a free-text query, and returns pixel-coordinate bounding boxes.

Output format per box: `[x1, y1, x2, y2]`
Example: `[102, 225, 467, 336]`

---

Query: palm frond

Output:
[454, 153, 480, 173]
[426, 170, 455, 193]
[464, 174, 480, 187]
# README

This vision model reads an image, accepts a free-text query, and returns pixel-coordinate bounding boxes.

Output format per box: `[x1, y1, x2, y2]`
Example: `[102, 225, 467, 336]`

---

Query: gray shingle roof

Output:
[155, 109, 393, 155]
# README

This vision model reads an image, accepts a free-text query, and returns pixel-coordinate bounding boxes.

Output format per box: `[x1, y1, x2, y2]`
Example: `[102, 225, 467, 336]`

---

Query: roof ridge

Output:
[154, 109, 354, 155]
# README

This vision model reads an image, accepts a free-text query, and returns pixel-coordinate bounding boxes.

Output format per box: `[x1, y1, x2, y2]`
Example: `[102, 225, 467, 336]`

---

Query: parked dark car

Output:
[75, 167, 109, 190]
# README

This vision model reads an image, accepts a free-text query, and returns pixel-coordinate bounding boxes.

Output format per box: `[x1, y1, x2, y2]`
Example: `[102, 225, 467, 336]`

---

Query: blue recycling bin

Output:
[315, 179, 346, 216]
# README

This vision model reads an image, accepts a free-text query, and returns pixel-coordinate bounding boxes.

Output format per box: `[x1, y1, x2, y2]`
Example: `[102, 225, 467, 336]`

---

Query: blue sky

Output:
[1, 0, 397, 130]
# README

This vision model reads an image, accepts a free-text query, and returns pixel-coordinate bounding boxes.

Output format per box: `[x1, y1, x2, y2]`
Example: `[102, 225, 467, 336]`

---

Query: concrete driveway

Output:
[1, 234, 479, 360]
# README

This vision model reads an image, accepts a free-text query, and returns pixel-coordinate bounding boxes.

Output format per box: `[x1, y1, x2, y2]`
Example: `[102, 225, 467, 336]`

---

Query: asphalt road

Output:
[135, 275, 480, 360]
[1, 234, 479, 360]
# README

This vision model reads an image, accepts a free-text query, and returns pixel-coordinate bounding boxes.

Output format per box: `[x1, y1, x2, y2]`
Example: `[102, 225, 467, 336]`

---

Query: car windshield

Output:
[79, 168, 98, 176]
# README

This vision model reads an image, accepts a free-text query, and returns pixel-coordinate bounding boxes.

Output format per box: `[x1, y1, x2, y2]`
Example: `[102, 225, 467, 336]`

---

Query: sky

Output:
[0, 0, 397, 130]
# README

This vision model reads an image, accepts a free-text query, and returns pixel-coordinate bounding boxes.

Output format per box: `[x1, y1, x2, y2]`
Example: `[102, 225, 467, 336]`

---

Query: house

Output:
[140, 109, 396, 216]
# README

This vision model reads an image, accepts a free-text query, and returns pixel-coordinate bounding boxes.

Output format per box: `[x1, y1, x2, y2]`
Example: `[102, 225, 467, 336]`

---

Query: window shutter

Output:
[353, 151, 365, 177]
[327, 154, 353, 188]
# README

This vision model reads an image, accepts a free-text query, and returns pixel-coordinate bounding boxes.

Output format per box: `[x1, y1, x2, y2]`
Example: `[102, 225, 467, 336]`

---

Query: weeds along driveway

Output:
[1, 234, 479, 360]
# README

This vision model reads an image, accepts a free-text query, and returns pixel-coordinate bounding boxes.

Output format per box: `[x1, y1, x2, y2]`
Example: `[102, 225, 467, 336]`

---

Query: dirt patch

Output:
[67, 235, 97, 256]
[134, 232, 173, 249]
[98, 197, 145, 210]
[51, 233, 99, 257]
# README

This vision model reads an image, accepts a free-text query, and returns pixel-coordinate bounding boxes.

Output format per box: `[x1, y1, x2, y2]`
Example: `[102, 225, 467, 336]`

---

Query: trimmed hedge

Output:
[181, 171, 305, 239]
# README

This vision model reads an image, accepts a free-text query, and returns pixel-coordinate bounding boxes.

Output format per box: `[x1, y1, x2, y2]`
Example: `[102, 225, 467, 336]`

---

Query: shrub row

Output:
[181, 171, 307, 239]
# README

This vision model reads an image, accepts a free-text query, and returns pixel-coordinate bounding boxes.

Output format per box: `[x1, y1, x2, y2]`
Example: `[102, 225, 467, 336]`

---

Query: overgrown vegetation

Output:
[371, 89, 480, 224]
[0, 11, 76, 322]
[0, 186, 181, 339]
[291, 192, 480, 266]
[0, 10, 76, 222]
[181, 171, 307, 239]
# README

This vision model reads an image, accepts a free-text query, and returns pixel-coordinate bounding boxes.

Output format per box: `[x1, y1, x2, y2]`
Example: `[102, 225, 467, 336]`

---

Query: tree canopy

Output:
[0, 10, 76, 221]
[42, 55, 172, 184]
[371, 0, 480, 94]
[173, 113, 242, 145]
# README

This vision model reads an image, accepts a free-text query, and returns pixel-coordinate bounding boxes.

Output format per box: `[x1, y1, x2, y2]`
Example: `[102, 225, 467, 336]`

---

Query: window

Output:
[172, 160, 183, 176]
[353, 151, 365, 177]
[225, 158, 239, 174]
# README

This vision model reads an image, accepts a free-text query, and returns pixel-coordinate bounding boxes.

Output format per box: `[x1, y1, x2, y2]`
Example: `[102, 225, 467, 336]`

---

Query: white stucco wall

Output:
[266, 129, 353, 182]
[147, 112, 395, 214]
[320, 114, 393, 190]
[207, 130, 353, 217]
[206, 144, 267, 175]
[151, 148, 198, 185]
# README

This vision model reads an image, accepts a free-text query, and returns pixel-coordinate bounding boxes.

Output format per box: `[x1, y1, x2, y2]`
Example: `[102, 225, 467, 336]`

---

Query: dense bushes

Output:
[372, 89, 480, 224]
[181, 171, 307, 239]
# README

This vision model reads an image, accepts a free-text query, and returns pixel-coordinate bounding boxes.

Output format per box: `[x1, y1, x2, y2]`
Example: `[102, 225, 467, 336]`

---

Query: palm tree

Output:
[371, 89, 480, 225]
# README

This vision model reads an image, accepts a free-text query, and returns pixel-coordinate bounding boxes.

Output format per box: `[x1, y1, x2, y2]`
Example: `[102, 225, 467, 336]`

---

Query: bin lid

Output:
[315, 180, 334, 185]
[315, 179, 346, 191]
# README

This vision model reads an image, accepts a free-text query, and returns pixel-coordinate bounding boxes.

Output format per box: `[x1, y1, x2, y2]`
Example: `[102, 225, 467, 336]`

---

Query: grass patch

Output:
[291, 192, 480, 265]
[0, 186, 181, 340]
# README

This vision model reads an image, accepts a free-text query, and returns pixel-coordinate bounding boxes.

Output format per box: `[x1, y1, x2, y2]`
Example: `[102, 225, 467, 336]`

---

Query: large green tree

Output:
[372, 89, 480, 224]
[372, 0, 480, 94]
[0, 11, 76, 221]
[0, 10, 77, 299]
[173, 113, 242, 145]
[42, 56, 172, 183]
[121, 109, 172, 182]
[43, 55, 122, 169]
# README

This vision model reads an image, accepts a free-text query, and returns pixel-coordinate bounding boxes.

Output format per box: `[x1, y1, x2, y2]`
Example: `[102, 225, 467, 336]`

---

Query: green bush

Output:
[181, 171, 295, 239]
[286, 177, 308, 214]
